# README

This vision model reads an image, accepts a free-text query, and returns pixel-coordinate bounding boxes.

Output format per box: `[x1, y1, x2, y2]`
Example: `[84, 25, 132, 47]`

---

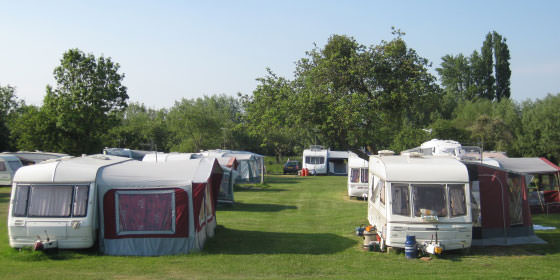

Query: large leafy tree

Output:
[0, 84, 24, 150]
[517, 94, 560, 163]
[42, 49, 128, 155]
[105, 103, 169, 151]
[166, 95, 242, 152]
[244, 69, 303, 161]
[293, 33, 441, 152]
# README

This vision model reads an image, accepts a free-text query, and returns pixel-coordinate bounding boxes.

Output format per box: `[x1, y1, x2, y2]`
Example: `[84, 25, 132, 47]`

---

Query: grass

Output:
[1, 176, 560, 279]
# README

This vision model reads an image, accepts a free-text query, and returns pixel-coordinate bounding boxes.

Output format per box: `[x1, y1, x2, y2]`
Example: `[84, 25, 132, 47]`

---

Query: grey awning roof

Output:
[493, 157, 560, 174]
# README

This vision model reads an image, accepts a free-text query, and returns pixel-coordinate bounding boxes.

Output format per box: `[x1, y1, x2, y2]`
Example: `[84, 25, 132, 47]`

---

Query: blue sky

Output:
[1, 1, 558, 108]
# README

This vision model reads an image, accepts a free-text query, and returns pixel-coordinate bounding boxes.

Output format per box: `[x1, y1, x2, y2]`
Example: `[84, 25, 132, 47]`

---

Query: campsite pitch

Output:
[1, 176, 559, 279]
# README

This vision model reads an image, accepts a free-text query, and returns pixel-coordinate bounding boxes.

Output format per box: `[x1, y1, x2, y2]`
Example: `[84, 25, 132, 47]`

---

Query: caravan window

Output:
[350, 168, 360, 183]
[360, 168, 368, 183]
[305, 156, 325, 164]
[391, 183, 410, 216]
[13, 184, 90, 218]
[73, 185, 89, 217]
[412, 184, 447, 217]
[351, 168, 369, 183]
[28, 186, 74, 217]
[12, 185, 30, 217]
[379, 180, 386, 205]
[116, 190, 175, 235]
[0, 162, 5, 171]
[8, 161, 22, 172]
[448, 184, 466, 217]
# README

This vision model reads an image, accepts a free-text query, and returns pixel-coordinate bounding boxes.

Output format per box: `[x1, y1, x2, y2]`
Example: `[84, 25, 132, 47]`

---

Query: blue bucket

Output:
[405, 235, 417, 259]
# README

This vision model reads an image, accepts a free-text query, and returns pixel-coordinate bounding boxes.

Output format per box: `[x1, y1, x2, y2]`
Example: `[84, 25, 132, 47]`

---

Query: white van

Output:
[368, 153, 472, 253]
[8, 155, 131, 249]
[0, 154, 23, 186]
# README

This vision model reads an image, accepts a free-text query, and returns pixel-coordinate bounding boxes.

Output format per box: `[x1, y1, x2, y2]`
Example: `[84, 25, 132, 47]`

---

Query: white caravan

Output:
[0, 154, 23, 186]
[8, 155, 131, 249]
[368, 153, 472, 253]
[302, 146, 328, 175]
[347, 152, 369, 198]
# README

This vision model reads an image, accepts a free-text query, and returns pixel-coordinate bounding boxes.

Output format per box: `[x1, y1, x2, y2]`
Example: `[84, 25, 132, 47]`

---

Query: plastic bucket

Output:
[405, 235, 417, 259]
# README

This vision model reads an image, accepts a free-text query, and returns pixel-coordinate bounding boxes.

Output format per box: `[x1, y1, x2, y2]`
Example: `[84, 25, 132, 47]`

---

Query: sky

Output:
[1, 0, 559, 109]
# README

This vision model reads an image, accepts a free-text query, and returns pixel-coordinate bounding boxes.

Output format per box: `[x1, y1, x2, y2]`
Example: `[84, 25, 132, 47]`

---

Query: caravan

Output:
[302, 146, 349, 175]
[8, 155, 131, 249]
[347, 152, 369, 198]
[368, 153, 472, 253]
[0, 154, 23, 186]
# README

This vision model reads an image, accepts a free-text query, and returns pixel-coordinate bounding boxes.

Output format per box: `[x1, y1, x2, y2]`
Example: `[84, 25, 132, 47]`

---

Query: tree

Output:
[293, 33, 441, 152]
[517, 94, 560, 163]
[493, 31, 511, 101]
[438, 31, 511, 102]
[244, 69, 303, 161]
[166, 95, 242, 152]
[0, 84, 24, 151]
[479, 33, 495, 100]
[42, 49, 128, 155]
[106, 103, 169, 151]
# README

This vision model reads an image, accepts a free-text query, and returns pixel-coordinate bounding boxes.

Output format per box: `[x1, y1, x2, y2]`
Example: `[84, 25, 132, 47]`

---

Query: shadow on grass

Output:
[218, 202, 297, 212]
[0, 192, 10, 203]
[204, 226, 355, 255]
[264, 176, 305, 185]
[5, 246, 100, 262]
[234, 184, 287, 192]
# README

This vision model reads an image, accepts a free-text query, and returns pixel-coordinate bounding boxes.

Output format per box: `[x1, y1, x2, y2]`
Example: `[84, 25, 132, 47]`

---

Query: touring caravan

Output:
[302, 146, 349, 175]
[97, 158, 223, 256]
[347, 152, 369, 198]
[368, 153, 472, 253]
[302, 146, 328, 175]
[3, 151, 68, 166]
[8, 155, 132, 249]
[0, 154, 23, 186]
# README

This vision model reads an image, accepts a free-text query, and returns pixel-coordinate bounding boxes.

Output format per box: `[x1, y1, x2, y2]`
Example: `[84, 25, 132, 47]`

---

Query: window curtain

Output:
[448, 184, 466, 217]
[360, 168, 368, 183]
[73, 185, 89, 217]
[350, 168, 360, 183]
[118, 192, 173, 232]
[28, 186, 73, 217]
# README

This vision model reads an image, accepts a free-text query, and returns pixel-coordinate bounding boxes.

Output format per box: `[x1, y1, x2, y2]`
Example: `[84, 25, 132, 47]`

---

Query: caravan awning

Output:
[494, 157, 560, 174]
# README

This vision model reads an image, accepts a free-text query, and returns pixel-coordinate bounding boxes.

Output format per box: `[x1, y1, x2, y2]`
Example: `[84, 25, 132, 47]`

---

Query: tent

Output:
[489, 157, 560, 213]
[204, 150, 264, 183]
[143, 152, 238, 204]
[464, 162, 545, 246]
[8, 155, 132, 249]
[97, 158, 223, 256]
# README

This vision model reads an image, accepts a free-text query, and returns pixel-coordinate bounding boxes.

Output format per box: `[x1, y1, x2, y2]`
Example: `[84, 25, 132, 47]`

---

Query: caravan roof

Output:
[13, 155, 131, 183]
[370, 155, 469, 183]
[99, 158, 221, 187]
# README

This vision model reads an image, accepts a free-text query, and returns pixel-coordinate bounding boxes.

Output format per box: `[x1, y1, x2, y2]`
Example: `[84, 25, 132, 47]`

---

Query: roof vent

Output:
[377, 150, 395, 156]
[402, 151, 423, 158]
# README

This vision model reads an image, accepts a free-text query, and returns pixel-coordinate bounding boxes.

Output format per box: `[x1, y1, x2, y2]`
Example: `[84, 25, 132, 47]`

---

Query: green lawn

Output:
[1, 176, 559, 279]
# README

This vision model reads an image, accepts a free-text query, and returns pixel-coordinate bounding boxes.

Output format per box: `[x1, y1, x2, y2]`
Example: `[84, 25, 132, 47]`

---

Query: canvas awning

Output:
[493, 157, 560, 174]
